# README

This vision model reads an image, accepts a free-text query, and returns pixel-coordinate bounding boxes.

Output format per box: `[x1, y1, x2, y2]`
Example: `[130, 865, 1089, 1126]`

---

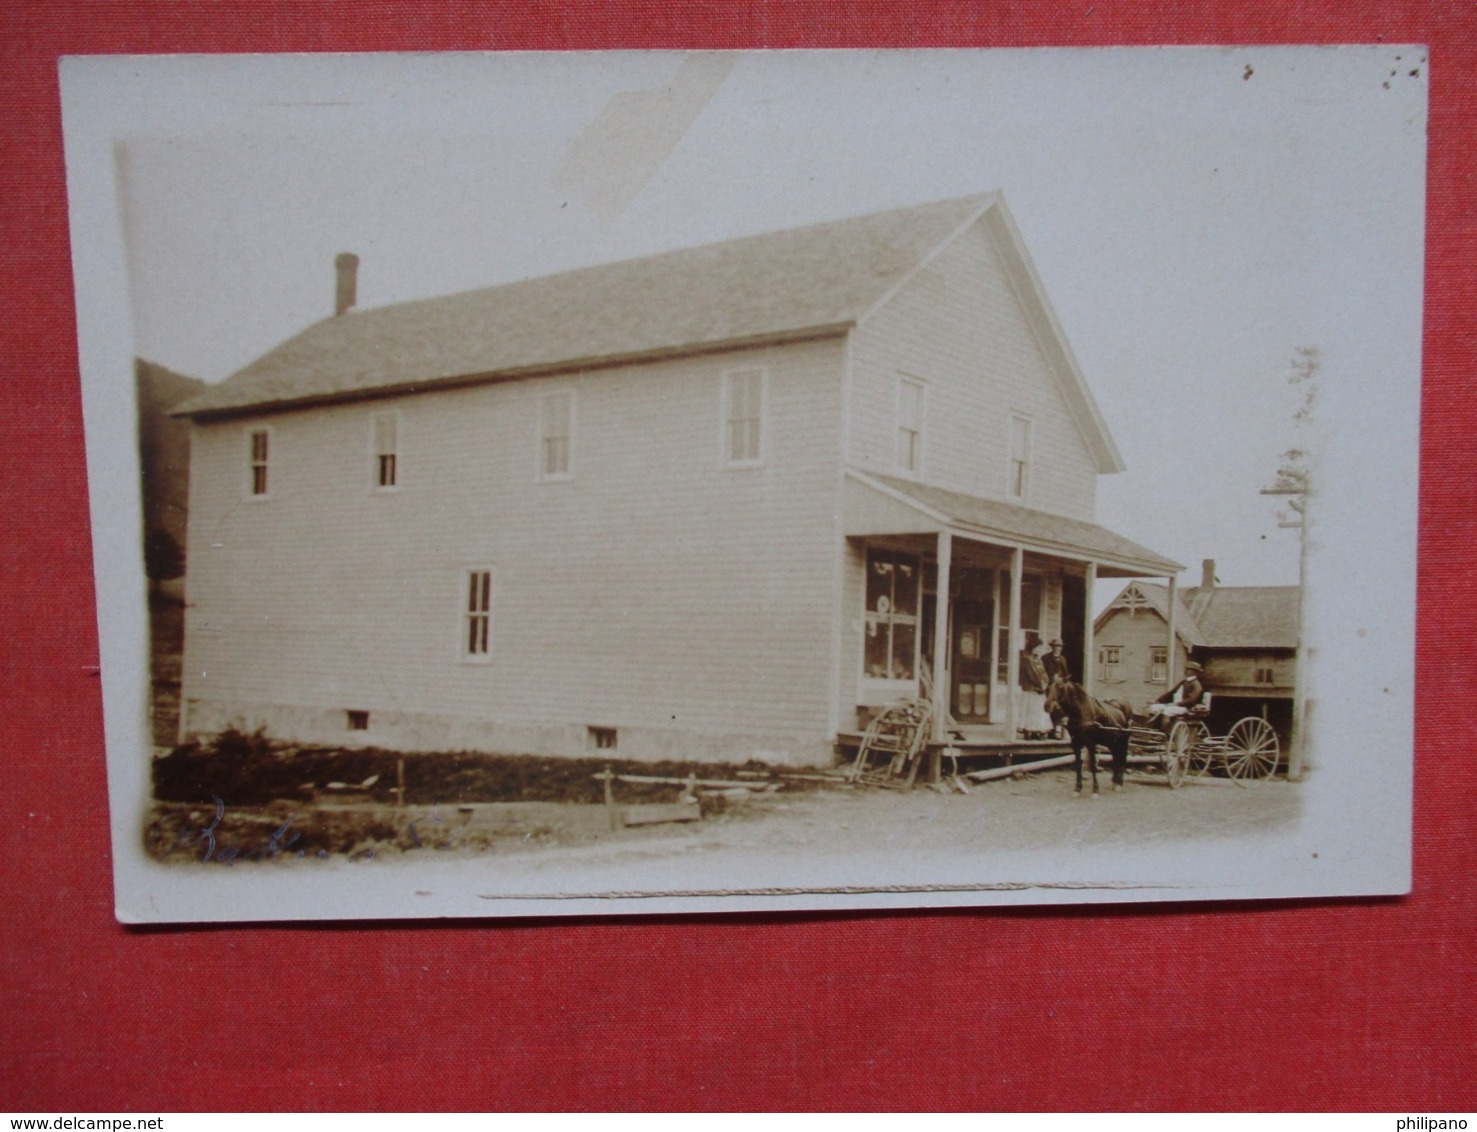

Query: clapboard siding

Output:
[1200, 652, 1296, 696]
[846, 217, 1098, 520]
[182, 337, 846, 763]
[1091, 608, 1190, 713]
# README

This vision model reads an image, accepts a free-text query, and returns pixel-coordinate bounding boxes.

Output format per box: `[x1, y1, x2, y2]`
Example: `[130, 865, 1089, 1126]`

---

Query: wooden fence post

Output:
[598, 766, 619, 831]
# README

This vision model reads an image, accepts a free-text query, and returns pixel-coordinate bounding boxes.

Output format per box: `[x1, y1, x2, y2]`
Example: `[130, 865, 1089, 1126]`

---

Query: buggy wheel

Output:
[1175, 721, 1212, 777]
[1223, 717, 1280, 780]
[1165, 723, 1190, 789]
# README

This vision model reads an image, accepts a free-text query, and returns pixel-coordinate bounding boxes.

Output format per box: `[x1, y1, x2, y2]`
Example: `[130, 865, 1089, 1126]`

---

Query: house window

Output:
[346, 710, 369, 731]
[896, 376, 925, 473]
[371, 411, 399, 489]
[462, 568, 493, 661]
[247, 428, 271, 497]
[1150, 646, 1168, 683]
[588, 726, 618, 751]
[864, 548, 920, 682]
[723, 368, 765, 466]
[1008, 414, 1031, 499]
[1255, 656, 1276, 685]
[540, 391, 574, 479]
[1099, 645, 1123, 683]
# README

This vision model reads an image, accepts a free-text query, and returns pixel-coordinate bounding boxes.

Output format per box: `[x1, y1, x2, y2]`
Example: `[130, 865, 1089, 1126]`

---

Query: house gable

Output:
[1094, 581, 1206, 648]
[844, 197, 1120, 523]
[1093, 580, 1300, 711]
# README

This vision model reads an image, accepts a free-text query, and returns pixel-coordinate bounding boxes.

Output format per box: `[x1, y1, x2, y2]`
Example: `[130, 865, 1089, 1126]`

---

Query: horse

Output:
[1046, 681, 1133, 796]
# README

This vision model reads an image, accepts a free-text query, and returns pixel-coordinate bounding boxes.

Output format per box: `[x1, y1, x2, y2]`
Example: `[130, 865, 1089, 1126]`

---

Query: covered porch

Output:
[840, 471, 1184, 755]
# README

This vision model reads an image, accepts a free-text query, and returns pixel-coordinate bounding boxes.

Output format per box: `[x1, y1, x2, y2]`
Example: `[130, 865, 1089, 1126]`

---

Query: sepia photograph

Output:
[60, 48, 1424, 921]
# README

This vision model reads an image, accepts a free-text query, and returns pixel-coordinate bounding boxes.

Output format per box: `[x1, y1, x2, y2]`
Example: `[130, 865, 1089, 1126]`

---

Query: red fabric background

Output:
[2, 2, 1472, 1112]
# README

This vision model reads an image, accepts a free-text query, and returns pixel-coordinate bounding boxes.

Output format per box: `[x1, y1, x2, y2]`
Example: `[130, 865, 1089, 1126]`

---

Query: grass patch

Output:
[153, 730, 825, 809]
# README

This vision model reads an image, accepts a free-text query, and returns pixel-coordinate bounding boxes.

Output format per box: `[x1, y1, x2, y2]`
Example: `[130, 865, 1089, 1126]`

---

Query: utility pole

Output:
[1261, 464, 1308, 781]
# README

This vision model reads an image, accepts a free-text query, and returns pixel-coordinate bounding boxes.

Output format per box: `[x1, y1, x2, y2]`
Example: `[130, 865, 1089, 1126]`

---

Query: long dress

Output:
[1018, 651, 1050, 735]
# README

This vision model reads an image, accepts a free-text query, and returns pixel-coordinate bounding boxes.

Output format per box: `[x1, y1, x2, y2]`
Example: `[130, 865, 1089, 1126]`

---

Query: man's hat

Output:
[1049, 638, 1064, 647]
[1185, 661, 1203, 673]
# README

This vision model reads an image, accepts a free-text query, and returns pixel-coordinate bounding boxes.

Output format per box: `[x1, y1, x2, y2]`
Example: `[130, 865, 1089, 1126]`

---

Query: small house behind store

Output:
[1093, 560, 1300, 742]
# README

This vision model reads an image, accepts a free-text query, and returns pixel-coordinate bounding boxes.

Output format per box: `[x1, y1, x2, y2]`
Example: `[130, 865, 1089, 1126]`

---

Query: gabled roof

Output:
[174, 193, 1123, 474]
[178, 192, 1001, 418]
[850, 472, 1182, 576]
[1096, 581, 1300, 649]
[1186, 585, 1301, 649]
[1094, 582, 1208, 646]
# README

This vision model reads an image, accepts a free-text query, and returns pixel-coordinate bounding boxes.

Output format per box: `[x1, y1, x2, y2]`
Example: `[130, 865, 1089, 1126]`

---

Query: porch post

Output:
[1005, 545, 1024, 740]
[931, 530, 952, 741]
[1165, 573, 1179, 689]
[1083, 560, 1097, 689]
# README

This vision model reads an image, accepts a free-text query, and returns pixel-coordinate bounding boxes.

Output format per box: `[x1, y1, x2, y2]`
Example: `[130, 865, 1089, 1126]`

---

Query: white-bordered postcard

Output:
[60, 48, 1425, 923]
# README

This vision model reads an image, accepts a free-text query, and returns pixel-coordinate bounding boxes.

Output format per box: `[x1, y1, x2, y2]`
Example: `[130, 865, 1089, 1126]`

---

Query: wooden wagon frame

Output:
[1120, 700, 1282, 789]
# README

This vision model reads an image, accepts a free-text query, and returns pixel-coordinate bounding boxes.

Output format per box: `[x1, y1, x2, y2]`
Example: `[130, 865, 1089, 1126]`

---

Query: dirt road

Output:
[438, 765, 1308, 908]
[147, 763, 1307, 911]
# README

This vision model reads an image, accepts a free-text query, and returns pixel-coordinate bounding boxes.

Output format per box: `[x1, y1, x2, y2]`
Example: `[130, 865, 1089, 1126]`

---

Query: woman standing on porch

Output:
[1018, 631, 1052, 740]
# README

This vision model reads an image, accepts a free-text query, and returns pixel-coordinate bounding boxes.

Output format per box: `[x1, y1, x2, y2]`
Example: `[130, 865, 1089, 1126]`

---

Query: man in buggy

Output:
[1146, 660, 1207, 734]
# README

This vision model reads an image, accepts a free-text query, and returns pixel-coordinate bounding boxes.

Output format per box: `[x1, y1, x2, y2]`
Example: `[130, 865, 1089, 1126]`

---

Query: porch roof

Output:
[845, 471, 1183, 577]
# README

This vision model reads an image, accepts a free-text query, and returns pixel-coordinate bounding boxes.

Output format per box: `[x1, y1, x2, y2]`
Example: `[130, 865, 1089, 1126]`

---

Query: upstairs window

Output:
[1008, 414, 1031, 500]
[540, 391, 574, 480]
[247, 427, 271, 498]
[896, 376, 925, 474]
[462, 568, 493, 661]
[1098, 645, 1123, 683]
[723, 368, 765, 466]
[371, 411, 400, 490]
[1150, 645, 1168, 684]
[1254, 656, 1277, 685]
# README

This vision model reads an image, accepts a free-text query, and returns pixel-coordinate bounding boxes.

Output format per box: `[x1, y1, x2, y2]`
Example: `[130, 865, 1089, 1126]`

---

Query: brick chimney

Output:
[1201, 558, 1217, 590]
[334, 252, 359, 316]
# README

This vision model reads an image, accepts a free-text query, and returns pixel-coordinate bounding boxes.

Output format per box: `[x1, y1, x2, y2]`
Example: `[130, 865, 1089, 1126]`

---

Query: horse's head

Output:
[1046, 679, 1080, 721]
[1044, 680, 1061, 715]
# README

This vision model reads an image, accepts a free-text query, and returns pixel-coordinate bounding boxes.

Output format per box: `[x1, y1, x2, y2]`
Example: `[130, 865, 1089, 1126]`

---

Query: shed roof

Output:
[178, 192, 1000, 419]
[855, 472, 1183, 576]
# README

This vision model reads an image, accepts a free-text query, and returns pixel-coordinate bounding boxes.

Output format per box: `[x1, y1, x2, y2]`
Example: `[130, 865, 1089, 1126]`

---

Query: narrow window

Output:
[1098, 645, 1123, 683]
[863, 547, 920, 682]
[540, 391, 574, 479]
[724, 369, 765, 465]
[463, 569, 493, 660]
[997, 573, 1043, 684]
[1008, 415, 1031, 499]
[1255, 656, 1276, 685]
[346, 710, 369, 731]
[248, 428, 271, 497]
[1150, 646, 1168, 683]
[588, 726, 618, 751]
[372, 412, 399, 489]
[896, 377, 925, 473]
